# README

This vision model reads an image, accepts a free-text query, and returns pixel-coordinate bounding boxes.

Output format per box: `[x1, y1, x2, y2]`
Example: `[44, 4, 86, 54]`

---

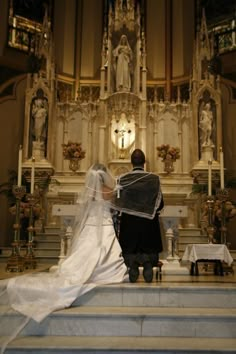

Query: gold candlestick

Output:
[206, 196, 215, 244]
[24, 193, 38, 269]
[216, 188, 230, 245]
[6, 185, 26, 272]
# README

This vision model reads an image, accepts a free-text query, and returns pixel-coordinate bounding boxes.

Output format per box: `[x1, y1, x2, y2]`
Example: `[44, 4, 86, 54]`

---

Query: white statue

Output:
[32, 98, 48, 142]
[113, 34, 133, 92]
[199, 102, 213, 146]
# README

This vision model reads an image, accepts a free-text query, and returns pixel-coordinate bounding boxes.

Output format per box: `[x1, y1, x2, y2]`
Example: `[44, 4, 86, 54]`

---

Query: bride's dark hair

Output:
[92, 163, 107, 172]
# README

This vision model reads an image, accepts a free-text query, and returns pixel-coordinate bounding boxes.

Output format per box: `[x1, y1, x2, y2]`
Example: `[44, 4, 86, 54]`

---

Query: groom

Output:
[113, 149, 164, 283]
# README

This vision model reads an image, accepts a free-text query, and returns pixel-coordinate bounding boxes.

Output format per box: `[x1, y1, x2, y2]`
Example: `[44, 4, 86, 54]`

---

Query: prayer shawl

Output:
[112, 170, 163, 219]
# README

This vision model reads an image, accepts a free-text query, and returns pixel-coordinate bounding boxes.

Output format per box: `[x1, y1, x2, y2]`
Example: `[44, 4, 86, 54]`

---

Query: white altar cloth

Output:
[182, 244, 233, 265]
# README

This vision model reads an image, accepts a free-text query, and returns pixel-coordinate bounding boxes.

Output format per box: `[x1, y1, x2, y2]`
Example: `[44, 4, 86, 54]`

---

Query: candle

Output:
[30, 157, 35, 194]
[17, 145, 22, 186]
[208, 160, 212, 196]
[220, 147, 224, 189]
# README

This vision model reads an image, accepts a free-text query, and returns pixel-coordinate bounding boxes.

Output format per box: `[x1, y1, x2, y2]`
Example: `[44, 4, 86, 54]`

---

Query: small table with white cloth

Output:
[182, 244, 234, 276]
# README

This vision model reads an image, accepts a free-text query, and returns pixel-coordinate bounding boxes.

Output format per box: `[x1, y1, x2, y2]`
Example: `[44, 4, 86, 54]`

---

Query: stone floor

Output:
[0, 262, 51, 280]
[0, 261, 235, 285]
[1, 261, 236, 353]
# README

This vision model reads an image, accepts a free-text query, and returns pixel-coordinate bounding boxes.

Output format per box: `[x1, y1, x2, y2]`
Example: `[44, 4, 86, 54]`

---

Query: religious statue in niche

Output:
[113, 34, 133, 92]
[29, 89, 48, 158]
[32, 98, 48, 142]
[198, 101, 215, 147]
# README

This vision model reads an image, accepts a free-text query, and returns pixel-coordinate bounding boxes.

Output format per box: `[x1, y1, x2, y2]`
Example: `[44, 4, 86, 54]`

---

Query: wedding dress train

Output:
[0, 164, 128, 352]
[5, 203, 127, 323]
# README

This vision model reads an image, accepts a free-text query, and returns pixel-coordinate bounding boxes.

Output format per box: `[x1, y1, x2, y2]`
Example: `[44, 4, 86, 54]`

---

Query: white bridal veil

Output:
[0, 163, 128, 353]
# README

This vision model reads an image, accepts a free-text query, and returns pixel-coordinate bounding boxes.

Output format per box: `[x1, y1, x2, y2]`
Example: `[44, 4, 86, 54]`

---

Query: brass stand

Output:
[216, 188, 230, 245]
[24, 193, 37, 269]
[215, 188, 234, 275]
[6, 185, 26, 272]
[206, 196, 215, 243]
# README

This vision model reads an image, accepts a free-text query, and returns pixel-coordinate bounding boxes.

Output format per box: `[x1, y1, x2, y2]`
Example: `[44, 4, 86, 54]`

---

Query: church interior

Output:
[0, 0, 236, 352]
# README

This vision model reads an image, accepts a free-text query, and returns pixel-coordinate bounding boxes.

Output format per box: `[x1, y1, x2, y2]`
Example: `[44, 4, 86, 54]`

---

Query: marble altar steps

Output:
[1, 225, 236, 264]
[33, 226, 61, 262]
[1, 283, 236, 353]
[0, 226, 61, 264]
[178, 228, 208, 256]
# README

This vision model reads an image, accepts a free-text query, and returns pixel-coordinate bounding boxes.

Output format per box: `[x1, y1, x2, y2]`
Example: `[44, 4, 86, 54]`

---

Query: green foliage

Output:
[191, 183, 208, 194]
[0, 170, 17, 205]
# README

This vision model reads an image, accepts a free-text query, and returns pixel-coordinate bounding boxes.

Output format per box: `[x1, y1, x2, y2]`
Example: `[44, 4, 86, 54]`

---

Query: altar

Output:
[52, 203, 191, 275]
[182, 244, 234, 275]
[13, 0, 228, 270]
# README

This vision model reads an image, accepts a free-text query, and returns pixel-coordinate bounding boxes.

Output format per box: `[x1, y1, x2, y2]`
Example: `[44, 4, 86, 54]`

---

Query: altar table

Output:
[182, 244, 234, 276]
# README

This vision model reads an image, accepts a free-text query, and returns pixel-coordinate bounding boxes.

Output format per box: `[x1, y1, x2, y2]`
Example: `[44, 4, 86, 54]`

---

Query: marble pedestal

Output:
[160, 205, 189, 275]
[50, 204, 77, 271]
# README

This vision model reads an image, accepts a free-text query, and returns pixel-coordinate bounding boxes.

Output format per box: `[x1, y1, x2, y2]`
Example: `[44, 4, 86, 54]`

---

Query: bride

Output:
[0, 163, 128, 351]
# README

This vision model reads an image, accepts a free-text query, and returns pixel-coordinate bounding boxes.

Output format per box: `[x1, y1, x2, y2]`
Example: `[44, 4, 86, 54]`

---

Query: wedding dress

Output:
[0, 164, 128, 352]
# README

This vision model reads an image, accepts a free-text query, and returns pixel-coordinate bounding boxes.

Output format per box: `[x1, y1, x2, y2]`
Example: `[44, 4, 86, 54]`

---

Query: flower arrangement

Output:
[201, 197, 236, 232]
[157, 144, 180, 161]
[214, 200, 236, 222]
[62, 141, 86, 160]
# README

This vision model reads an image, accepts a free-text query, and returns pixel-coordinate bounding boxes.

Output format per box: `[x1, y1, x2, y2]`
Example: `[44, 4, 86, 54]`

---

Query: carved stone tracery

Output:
[20, 2, 225, 237]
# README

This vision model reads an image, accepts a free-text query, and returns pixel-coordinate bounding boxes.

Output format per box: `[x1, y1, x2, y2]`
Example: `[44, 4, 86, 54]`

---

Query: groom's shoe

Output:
[129, 265, 139, 282]
[125, 254, 139, 283]
[143, 262, 153, 283]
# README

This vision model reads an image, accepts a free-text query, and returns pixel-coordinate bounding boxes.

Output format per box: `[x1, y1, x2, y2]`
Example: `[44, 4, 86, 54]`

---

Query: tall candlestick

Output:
[220, 147, 224, 189]
[17, 145, 22, 186]
[30, 157, 35, 194]
[208, 160, 212, 196]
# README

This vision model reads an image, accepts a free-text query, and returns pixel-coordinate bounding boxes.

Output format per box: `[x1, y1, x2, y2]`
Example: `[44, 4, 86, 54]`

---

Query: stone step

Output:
[0, 246, 60, 257]
[72, 283, 236, 308]
[34, 248, 60, 256]
[178, 228, 202, 237]
[43, 226, 61, 234]
[0, 253, 59, 265]
[35, 256, 59, 264]
[3, 336, 236, 353]
[1, 306, 236, 338]
[34, 239, 60, 249]
[178, 236, 208, 250]
[179, 235, 208, 244]
[178, 241, 207, 253]
[1, 283, 236, 310]
[1, 280, 236, 353]
[35, 233, 60, 241]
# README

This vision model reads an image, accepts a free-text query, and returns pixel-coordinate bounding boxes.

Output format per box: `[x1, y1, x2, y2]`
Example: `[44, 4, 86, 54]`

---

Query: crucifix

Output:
[114, 125, 131, 150]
